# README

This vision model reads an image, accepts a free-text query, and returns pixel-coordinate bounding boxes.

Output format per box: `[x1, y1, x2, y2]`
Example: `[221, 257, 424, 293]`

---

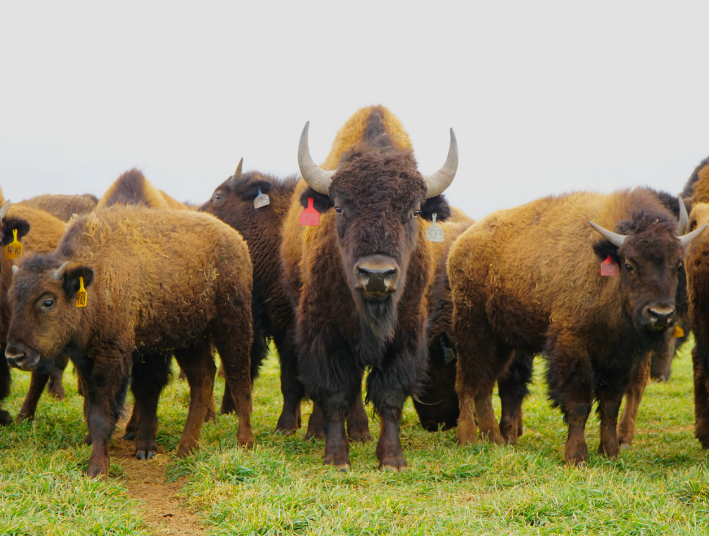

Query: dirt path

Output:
[111, 408, 207, 536]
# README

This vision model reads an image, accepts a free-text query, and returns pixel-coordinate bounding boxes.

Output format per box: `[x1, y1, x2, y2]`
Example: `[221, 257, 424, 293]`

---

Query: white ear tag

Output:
[425, 213, 444, 242]
[254, 189, 270, 209]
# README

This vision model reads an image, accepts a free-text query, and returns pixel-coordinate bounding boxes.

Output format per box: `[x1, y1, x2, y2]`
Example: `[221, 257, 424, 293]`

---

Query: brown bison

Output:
[97, 168, 188, 210]
[18, 193, 98, 222]
[199, 161, 308, 432]
[449, 188, 704, 464]
[282, 105, 457, 471]
[5, 207, 254, 477]
[0, 198, 71, 425]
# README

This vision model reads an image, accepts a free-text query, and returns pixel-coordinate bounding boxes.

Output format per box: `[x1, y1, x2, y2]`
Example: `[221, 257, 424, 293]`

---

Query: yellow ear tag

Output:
[673, 324, 684, 338]
[76, 276, 87, 308]
[6, 229, 22, 260]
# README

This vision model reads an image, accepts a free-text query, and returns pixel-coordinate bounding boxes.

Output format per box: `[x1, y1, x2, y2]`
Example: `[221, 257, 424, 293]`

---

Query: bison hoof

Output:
[48, 385, 65, 400]
[335, 463, 351, 472]
[136, 449, 157, 460]
[379, 458, 408, 472]
[381, 464, 407, 473]
[176, 444, 195, 458]
[0, 409, 12, 426]
[348, 430, 373, 443]
[324, 454, 351, 469]
[87, 458, 109, 479]
[122, 432, 136, 441]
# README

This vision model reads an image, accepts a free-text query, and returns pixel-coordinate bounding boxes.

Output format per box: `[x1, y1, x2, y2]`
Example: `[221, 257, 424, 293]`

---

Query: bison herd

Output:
[2, 105, 709, 476]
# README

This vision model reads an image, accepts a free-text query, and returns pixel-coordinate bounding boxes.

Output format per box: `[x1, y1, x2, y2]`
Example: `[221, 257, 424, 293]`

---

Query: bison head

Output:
[5, 258, 93, 371]
[298, 122, 457, 340]
[589, 198, 705, 333]
[200, 158, 276, 217]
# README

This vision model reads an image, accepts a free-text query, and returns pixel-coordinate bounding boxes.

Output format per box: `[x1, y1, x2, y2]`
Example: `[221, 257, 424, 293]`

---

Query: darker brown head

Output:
[591, 209, 690, 332]
[5, 256, 93, 371]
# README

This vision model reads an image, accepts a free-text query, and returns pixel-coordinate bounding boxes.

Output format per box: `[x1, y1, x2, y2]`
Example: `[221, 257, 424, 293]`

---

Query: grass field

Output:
[2, 340, 709, 535]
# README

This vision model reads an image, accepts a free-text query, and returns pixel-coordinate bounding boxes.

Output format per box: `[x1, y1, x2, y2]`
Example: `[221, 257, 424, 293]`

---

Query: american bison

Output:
[0, 198, 71, 425]
[19, 193, 98, 222]
[282, 105, 457, 470]
[449, 188, 705, 464]
[200, 160, 309, 432]
[97, 168, 188, 210]
[5, 207, 254, 477]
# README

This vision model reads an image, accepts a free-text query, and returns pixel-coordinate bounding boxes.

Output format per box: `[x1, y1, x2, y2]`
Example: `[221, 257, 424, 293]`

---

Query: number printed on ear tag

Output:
[6, 229, 22, 259]
[425, 213, 444, 242]
[299, 197, 320, 226]
[600, 255, 619, 276]
[254, 189, 270, 209]
[76, 276, 87, 308]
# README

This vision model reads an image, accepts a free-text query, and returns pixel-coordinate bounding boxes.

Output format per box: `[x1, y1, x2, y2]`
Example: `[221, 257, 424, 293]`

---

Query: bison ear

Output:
[62, 266, 94, 299]
[420, 195, 451, 222]
[300, 187, 334, 213]
[1, 217, 31, 245]
[237, 180, 273, 201]
[592, 240, 620, 264]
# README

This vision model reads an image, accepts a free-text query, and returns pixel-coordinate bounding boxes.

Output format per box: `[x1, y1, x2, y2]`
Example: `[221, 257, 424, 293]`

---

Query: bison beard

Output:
[355, 291, 398, 342]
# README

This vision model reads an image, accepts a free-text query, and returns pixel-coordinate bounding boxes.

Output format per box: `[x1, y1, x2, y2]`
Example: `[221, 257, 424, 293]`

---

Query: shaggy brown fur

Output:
[681, 157, 709, 205]
[96, 169, 187, 210]
[282, 105, 452, 470]
[449, 189, 685, 464]
[683, 203, 709, 448]
[0, 201, 69, 425]
[18, 193, 98, 222]
[200, 170, 305, 432]
[6, 207, 254, 477]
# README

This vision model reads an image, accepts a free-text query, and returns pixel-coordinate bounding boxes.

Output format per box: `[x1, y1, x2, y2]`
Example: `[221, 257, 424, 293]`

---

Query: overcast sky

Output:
[1, 2, 708, 219]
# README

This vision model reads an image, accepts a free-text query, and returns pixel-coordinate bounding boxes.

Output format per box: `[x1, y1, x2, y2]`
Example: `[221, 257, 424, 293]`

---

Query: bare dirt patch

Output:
[112, 408, 207, 536]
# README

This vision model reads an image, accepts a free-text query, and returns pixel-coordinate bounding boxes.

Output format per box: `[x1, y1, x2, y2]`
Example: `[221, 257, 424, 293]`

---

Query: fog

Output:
[1, 1, 708, 218]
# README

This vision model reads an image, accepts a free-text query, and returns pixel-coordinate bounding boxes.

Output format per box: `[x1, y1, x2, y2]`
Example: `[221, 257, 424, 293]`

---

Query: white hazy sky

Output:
[1, 2, 708, 219]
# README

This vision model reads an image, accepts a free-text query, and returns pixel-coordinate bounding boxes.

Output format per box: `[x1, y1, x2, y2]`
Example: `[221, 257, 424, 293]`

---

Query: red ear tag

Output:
[299, 197, 320, 226]
[600, 255, 619, 276]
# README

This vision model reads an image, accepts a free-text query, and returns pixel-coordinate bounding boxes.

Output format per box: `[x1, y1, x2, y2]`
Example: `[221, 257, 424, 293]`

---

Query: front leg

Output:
[618, 355, 650, 447]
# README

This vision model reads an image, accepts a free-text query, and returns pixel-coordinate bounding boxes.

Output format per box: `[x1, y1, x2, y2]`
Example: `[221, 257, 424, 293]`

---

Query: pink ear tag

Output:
[254, 188, 270, 209]
[299, 197, 320, 226]
[600, 255, 619, 276]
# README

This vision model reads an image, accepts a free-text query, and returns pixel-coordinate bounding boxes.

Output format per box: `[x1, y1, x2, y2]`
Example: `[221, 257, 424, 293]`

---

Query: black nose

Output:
[357, 267, 397, 291]
[647, 307, 674, 330]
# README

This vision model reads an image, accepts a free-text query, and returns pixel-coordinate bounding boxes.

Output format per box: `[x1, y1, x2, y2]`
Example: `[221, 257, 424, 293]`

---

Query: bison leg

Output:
[47, 354, 69, 400]
[692, 343, 709, 448]
[174, 340, 217, 457]
[274, 332, 305, 435]
[347, 372, 372, 442]
[15, 371, 50, 423]
[213, 307, 255, 450]
[547, 348, 593, 465]
[0, 357, 11, 425]
[83, 349, 130, 478]
[130, 352, 171, 460]
[306, 402, 325, 440]
[617, 355, 650, 447]
[596, 382, 625, 459]
[498, 351, 534, 445]
[367, 366, 411, 471]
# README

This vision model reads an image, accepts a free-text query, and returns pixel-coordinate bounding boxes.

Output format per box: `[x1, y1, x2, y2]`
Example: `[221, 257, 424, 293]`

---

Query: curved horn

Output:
[678, 196, 689, 234]
[11, 265, 19, 276]
[679, 224, 708, 247]
[0, 200, 11, 220]
[298, 121, 336, 195]
[227, 158, 243, 186]
[589, 221, 626, 248]
[423, 129, 458, 199]
[53, 261, 69, 280]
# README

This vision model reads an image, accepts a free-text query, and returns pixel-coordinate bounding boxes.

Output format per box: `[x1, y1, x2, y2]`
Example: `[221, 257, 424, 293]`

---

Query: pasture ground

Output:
[2, 341, 709, 535]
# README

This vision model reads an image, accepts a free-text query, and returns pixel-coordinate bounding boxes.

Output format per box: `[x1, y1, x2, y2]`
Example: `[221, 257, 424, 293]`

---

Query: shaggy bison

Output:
[200, 160, 306, 432]
[97, 168, 188, 210]
[0, 198, 71, 425]
[282, 105, 457, 471]
[19, 193, 98, 222]
[449, 188, 705, 464]
[5, 207, 254, 477]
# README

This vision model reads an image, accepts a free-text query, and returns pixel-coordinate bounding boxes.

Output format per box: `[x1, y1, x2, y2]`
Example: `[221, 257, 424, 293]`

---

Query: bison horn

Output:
[589, 221, 626, 248]
[423, 129, 458, 199]
[678, 196, 689, 234]
[227, 158, 243, 186]
[0, 200, 11, 220]
[679, 224, 708, 247]
[11, 265, 19, 276]
[298, 121, 337, 195]
[53, 261, 69, 280]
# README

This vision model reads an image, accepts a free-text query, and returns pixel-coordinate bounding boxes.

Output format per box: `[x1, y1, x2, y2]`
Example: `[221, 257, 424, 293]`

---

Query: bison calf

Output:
[5, 207, 254, 477]
[449, 189, 704, 464]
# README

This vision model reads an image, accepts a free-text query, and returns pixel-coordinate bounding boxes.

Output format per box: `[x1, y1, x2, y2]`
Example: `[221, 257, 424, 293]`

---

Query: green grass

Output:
[3, 340, 709, 535]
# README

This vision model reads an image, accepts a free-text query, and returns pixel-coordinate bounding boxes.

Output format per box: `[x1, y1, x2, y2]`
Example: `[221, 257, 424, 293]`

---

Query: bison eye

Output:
[41, 298, 55, 310]
[214, 193, 222, 201]
[413, 210, 421, 218]
[335, 206, 343, 215]
[625, 263, 633, 272]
